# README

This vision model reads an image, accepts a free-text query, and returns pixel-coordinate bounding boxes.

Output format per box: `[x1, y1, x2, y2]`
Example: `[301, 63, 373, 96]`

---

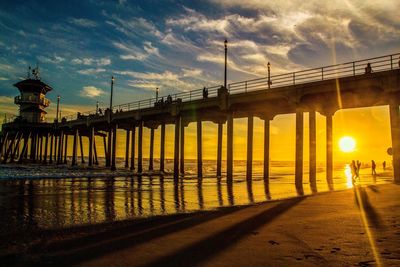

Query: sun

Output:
[339, 136, 356, 153]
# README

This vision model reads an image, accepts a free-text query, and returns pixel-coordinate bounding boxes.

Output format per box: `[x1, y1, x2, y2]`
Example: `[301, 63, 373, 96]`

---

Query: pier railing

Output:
[63, 52, 400, 122]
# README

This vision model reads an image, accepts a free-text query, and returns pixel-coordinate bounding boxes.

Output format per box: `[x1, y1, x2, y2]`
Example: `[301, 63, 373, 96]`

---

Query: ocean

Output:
[0, 158, 393, 233]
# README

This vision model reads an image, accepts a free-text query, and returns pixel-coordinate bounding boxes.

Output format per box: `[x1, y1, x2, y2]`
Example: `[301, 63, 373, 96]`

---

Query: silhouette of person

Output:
[356, 160, 361, 176]
[365, 63, 372, 74]
[371, 160, 377, 175]
[383, 161, 386, 170]
[202, 87, 208, 99]
[351, 160, 357, 184]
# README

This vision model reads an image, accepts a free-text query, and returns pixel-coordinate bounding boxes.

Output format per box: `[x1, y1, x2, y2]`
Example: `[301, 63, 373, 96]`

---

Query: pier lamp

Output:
[156, 87, 159, 102]
[224, 39, 228, 88]
[109, 76, 115, 122]
[267, 62, 271, 89]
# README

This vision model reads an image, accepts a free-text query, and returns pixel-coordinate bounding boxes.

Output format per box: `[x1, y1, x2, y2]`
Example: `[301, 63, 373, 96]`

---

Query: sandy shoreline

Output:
[1, 183, 399, 266]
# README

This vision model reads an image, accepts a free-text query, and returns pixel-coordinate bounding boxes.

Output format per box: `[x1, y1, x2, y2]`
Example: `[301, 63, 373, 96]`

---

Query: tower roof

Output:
[13, 79, 53, 94]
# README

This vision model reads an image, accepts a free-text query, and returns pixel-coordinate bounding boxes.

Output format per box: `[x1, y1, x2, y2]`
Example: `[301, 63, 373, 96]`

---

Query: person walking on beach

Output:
[351, 160, 357, 184]
[383, 161, 386, 170]
[371, 160, 377, 175]
[356, 160, 361, 177]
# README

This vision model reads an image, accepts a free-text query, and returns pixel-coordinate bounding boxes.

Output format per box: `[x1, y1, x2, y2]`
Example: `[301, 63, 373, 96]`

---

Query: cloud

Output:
[78, 68, 106, 75]
[71, 57, 111, 66]
[114, 41, 161, 61]
[37, 55, 65, 64]
[69, 18, 97, 27]
[80, 86, 105, 98]
[105, 14, 163, 39]
[182, 68, 203, 77]
[0, 77, 9, 81]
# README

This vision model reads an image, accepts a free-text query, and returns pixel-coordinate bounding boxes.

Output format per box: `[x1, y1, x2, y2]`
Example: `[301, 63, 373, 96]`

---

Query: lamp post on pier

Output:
[156, 87, 159, 102]
[109, 76, 115, 120]
[224, 39, 228, 88]
[267, 62, 272, 89]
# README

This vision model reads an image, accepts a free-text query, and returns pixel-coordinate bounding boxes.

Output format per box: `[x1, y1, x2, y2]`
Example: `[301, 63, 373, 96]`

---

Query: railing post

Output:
[190, 91, 192, 101]
[293, 73, 295, 85]
[352, 62, 355, 76]
[138, 102, 141, 109]
[321, 67, 324, 80]
[245, 81, 247, 92]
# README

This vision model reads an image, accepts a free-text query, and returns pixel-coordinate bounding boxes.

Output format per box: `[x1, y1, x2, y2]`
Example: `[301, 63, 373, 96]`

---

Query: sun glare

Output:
[339, 136, 356, 153]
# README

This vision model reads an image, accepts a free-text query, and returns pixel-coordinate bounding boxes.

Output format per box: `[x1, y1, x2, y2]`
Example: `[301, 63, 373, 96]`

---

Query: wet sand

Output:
[1, 183, 399, 266]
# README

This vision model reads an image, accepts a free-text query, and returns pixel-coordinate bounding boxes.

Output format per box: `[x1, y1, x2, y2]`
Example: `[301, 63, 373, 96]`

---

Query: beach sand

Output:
[1, 183, 399, 266]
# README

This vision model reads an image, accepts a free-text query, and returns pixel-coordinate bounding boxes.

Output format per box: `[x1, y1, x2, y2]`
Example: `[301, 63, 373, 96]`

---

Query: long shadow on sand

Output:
[354, 185, 383, 229]
[30, 204, 257, 266]
[146, 197, 304, 267]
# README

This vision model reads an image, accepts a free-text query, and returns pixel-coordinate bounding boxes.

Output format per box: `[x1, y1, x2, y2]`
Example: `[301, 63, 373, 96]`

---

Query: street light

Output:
[109, 76, 115, 122]
[224, 39, 228, 88]
[156, 87, 159, 102]
[267, 62, 272, 89]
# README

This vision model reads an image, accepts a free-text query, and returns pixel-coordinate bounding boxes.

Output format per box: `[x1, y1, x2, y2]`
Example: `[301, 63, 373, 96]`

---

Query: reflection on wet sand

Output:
[0, 167, 390, 233]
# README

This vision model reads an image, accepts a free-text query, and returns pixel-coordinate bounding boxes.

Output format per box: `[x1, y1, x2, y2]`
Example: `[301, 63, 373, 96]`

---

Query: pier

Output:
[1, 52, 400, 192]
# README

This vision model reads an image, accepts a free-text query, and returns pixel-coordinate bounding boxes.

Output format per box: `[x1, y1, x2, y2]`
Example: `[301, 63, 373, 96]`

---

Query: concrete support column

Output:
[57, 131, 64, 164]
[106, 127, 112, 167]
[53, 135, 58, 163]
[89, 127, 94, 167]
[43, 133, 49, 163]
[227, 113, 234, 182]
[246, 115, 254, 181]
[18, 133, 30, 163]
[71, 129, 78, 166]
[197, 119, 203, 178]
[263, 119, 270, 189]
[79, 134, 85, 164]
[30, 133, 36, 161]
[149, 128, 154, 171]
[125, 129, 130, 168]
[174, 116, 181, 180]
[49, 134, 53, 164]
[39, 136, 43, 162]
[389, 104, 400, 183]
[130, 125, 136, 171]
[326, 113, 333, 190]
[138, 122, 143, 173]
[180, 123, 185, 174]
[309, 111, 317, 191]
[2, 133, 17, 163]
[103, 136, 107, 165]
[160, 123, 165, 173]
[63, 134, 68, 164]
[295, 110, 304, 194]
[93, 138, 98, 165]
[111, 125, 117, 171]
[217, 123, 223, 177]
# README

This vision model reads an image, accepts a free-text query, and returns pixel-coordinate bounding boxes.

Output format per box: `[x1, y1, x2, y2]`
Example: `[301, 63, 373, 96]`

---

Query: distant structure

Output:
[14, 66, 52, 123]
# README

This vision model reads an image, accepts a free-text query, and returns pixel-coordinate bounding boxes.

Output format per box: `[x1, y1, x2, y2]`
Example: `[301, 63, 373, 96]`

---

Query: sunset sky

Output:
[0, 0, 399, 162]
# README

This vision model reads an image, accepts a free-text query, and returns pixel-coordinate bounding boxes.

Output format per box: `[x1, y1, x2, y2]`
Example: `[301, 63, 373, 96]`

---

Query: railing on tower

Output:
[63, 52, 400, 122]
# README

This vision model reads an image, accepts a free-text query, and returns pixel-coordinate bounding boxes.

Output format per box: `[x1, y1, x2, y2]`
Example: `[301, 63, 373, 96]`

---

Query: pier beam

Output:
[197, 119, 203, 178]
[149, 128, 154, 171]
[246, 115, 254, 181]
[111, 125, 117, 171]
[389, 104, 400, 183]
[79, 134, 85, 164]
[106, 127, 112, 167]
[130, 125, 136, 171]
[138, 122, 143, 173]
[295, 110, 304, 194]
[309, 111, 317, 191]
[93, 138, 98, 165]
[174, 116, 181, 181]
[71, 129, 78, 166]
[326, 113, 334, 190]
[263, 119, 270, 191]
[227, 113, 234, 182]
[43, 133, 49, 163]
[89, 127, 94, 167]
[57, 131, 64, 164]
[217, 123, 223, 177]
[180, 123, 185, 174]
[63, 134, 68, 164]
[160, 123, 165, 173]
[2, 133, 17, 163]
[125, 129, 130, 168]
[49, 134, 53, 164]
